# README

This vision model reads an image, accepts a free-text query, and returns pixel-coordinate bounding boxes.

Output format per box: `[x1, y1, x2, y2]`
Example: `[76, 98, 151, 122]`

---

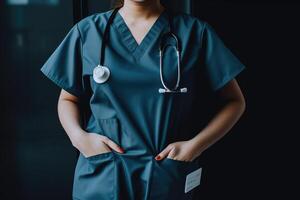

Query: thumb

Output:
[155, 145, 173, 160]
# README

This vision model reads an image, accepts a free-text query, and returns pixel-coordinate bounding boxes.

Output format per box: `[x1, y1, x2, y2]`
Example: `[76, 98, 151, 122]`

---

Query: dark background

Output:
[0, 0, 298, 199]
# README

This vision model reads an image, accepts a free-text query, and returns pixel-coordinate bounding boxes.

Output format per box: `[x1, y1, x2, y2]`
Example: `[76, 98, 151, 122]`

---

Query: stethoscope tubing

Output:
[159, 44, 181, 91]
[94, 6, 187, 93]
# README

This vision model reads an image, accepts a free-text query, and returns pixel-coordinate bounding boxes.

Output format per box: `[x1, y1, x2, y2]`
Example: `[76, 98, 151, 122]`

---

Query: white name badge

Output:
[184, 167, 202, 193]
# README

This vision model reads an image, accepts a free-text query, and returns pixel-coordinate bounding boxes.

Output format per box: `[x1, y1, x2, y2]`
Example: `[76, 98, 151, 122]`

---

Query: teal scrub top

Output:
[40, 8, 245, 200]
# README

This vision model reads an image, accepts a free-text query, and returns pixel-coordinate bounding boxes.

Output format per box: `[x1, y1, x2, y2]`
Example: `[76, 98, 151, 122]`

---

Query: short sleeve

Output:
[40, 23, 85, 97]
[201, 22, 246, 91]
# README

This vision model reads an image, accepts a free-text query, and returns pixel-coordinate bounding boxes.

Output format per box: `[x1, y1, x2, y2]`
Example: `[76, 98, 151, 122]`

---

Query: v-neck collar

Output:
[112, 8, 168, 61]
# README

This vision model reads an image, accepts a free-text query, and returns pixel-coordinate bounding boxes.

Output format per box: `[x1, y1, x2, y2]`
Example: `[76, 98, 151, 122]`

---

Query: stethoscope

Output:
[93, 6, 188, 93]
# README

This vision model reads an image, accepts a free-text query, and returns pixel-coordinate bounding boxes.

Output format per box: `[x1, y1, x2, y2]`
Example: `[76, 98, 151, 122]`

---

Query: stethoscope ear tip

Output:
[158, 87, 188, 93]
[180, 88, 187, 93]
[158, 88, 166, 93]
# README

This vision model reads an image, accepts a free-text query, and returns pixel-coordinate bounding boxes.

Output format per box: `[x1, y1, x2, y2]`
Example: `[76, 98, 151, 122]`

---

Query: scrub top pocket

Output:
[72, 152, 116, 200]
[149, 157, 201, 200]
[84, 150, 114, 160]
[72, 117, 120, 200]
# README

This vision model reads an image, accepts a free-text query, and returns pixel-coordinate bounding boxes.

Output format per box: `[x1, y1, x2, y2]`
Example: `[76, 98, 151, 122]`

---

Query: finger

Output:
[155, 145, 173, 160]
[101, 136, 124, 153]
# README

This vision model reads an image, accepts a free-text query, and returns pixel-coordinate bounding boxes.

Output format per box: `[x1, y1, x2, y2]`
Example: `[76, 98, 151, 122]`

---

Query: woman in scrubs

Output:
[40, 0, 246, 199]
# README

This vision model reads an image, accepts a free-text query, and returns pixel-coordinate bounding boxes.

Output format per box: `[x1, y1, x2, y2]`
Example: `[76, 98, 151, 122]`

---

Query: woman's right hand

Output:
[73, 131, 125, 158]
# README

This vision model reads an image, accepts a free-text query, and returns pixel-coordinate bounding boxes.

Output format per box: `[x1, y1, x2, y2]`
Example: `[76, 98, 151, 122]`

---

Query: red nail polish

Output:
[119, 148, 125, 153]
[156, 155, 161, 160]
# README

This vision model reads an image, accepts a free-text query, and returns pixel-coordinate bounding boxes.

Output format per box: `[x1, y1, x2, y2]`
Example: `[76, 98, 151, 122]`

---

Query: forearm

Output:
[191, 99, 246, 154]
[57, 98, 85, 148]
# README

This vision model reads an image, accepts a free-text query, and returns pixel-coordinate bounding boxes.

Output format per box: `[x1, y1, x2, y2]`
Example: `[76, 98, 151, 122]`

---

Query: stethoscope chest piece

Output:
[93, 64, 110, 83]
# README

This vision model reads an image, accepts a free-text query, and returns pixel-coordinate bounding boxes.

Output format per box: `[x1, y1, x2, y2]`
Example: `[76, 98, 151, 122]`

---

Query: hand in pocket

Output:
[155, 140, 202, 162]
[75, 132, 125, 158]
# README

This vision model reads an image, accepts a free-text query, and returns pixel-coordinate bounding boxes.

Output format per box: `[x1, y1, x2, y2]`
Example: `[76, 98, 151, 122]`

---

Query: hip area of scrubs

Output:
[73, 149, 202, 200]
[73, 115, 203, 199]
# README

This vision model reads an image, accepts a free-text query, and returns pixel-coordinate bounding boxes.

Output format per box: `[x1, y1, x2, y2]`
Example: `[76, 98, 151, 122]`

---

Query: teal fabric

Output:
[40, 8, 245, 200]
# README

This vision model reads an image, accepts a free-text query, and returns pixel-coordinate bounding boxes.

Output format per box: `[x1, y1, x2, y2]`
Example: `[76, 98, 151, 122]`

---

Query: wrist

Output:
[189, 136, 208, 155]
[69, 129, 86, 148]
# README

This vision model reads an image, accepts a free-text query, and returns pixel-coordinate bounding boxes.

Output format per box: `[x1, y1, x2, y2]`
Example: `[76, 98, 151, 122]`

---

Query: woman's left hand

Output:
[155, 139, 204, 162]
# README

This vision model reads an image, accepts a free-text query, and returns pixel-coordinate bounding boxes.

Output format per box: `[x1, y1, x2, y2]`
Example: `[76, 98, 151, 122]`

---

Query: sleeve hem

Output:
[40, 67, 84, 98]
[212, 65, 246, 91]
